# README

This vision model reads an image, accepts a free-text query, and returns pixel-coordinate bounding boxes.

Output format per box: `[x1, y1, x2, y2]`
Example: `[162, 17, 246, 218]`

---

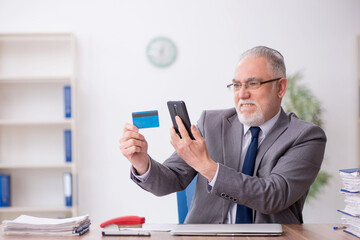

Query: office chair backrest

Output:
[176, 175, 198, 224]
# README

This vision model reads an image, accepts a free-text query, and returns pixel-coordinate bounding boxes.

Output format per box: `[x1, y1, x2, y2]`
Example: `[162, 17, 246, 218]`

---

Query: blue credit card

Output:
[132, 110, 160, 129]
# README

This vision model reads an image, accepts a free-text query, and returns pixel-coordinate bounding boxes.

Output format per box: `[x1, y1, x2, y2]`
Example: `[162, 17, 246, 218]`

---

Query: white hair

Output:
[239, 46, 286, 78]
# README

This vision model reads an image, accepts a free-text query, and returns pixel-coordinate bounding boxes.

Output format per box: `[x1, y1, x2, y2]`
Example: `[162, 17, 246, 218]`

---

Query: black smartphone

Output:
[167, 101, 195, 140]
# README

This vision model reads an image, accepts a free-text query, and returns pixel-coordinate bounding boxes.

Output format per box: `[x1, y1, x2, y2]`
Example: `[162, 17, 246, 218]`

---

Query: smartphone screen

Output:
[167, 101, 195, 140]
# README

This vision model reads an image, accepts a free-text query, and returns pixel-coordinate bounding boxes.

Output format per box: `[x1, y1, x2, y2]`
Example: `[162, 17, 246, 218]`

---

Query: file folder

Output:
[63, 173, 72, 207]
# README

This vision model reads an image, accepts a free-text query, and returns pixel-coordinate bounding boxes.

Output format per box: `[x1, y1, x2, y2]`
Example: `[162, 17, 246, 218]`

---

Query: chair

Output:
[176, 175, 198, 224]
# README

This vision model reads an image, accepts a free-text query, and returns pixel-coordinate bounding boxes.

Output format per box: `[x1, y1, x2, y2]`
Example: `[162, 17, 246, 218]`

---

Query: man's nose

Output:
[237, 86, 250, 99]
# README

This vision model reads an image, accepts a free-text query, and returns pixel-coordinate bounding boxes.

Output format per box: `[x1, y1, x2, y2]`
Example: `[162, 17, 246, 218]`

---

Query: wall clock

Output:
[146, 37, 177, 68]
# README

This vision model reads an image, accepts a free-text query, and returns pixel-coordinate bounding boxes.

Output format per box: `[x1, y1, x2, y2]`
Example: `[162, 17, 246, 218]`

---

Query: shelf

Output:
[0, 33, 74, 78]
[0, 206, 73, 213]
[0, 33, 74, 38]
[0, 163, 74, 170]
[0, 119, 73, 126]
[0, 76, 72, 84]
[0, 83, 72, 121]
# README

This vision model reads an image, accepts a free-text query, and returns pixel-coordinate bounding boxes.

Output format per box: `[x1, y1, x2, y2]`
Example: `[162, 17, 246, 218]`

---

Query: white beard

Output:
[236, 100, 265, 126]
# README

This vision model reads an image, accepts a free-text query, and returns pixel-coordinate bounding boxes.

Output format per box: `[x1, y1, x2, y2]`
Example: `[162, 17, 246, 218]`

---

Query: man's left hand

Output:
[170, 116, 217, 181]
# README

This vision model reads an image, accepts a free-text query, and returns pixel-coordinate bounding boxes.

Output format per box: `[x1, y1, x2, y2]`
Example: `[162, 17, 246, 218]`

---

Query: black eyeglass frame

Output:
[226, 77, 282, 90]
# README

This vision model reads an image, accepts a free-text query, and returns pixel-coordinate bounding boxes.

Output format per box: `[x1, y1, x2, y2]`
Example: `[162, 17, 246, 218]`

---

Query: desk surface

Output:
[0, 224, 357, 240]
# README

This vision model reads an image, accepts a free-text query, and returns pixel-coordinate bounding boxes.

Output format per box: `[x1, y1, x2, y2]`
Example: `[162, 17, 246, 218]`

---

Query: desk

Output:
[0, 224, 357, 240]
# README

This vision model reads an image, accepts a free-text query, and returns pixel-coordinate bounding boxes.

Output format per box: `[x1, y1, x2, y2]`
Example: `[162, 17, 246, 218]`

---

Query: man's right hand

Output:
[119, 123, 149, 175]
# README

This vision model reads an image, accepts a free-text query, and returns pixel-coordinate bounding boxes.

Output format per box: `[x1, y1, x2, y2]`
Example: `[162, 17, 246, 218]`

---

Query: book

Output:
[0, 174, 10, 207]
[64, 85, 71, 118]
[63, 173, 72, 207]
[2, 214, 90, 236]
[339, 191, 360, 217]
[64, 129, 72, 162]
[341, 214, 360, 238]
[339, 168, 360, 192]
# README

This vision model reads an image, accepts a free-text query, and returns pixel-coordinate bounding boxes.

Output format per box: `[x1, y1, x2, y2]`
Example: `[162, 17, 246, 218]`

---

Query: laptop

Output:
[170, 223, 283, 236]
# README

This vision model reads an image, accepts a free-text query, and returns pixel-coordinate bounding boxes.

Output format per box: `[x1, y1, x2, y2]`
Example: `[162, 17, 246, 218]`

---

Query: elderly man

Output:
[120, 46, 326, 224]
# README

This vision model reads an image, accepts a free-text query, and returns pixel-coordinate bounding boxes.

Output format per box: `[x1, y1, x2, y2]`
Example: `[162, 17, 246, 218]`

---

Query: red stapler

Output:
[100, 216, 145, 228]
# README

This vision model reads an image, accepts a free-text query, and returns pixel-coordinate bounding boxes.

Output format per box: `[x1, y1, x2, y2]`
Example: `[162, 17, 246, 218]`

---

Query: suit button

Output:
[225, 195, 229, 198]
[233, 198, 237, 202]
[221, 193, 226, 197]
[229, 196, 233, 200]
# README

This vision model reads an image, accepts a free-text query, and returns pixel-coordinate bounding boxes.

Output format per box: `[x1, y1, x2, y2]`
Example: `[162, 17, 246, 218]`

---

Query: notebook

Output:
[170, 223, 283, 236]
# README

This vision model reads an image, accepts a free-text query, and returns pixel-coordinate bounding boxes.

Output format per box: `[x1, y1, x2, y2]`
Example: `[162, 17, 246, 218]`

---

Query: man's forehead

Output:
[235, 57, 270, 72]
[234, 60, 271, 81]
[232, 77, 263, 83]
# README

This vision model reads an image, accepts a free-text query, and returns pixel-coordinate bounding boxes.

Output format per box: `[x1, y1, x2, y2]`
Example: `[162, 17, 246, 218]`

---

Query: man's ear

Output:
[277, 78, 288, 98]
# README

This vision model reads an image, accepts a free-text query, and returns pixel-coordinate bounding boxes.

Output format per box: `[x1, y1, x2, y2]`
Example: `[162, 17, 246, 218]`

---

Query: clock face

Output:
[146, 37, 177, 68]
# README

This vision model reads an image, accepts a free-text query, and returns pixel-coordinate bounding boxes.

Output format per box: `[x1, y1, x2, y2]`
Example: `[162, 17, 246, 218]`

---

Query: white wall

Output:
[0, 0, 359, 224]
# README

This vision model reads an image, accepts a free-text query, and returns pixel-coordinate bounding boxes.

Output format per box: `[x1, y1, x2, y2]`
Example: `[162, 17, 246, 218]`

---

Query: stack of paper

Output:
[338, 168, 360, 238]
[2, 214, 90, 236]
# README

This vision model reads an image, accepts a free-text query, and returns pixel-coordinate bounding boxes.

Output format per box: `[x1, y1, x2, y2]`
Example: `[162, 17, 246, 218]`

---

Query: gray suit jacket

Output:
[131, 108, 327, 224]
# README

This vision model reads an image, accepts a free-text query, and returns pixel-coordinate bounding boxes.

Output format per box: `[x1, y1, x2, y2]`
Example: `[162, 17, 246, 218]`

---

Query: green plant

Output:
[282, 72, 330, 200]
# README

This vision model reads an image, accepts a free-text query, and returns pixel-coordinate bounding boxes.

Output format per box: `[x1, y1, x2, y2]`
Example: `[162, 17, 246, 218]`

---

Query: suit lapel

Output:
[222, 111, 243, 171]
[254, 109, 289, 174]
[221, 110, 243, 221]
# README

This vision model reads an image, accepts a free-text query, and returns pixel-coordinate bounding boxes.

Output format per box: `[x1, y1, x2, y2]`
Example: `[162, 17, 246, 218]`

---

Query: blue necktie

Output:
[235, 126, 261, 223]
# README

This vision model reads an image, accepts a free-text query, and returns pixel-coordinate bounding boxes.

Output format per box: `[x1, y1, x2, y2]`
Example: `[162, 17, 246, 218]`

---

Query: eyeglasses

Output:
[227, 77, 282, 90]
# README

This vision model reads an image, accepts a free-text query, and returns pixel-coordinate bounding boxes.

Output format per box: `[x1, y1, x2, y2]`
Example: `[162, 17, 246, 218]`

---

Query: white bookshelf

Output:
[0, 33, 77, 220]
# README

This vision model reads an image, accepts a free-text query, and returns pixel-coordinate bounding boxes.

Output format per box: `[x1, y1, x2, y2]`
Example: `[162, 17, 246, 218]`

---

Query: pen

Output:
[333, 226, 347, 230]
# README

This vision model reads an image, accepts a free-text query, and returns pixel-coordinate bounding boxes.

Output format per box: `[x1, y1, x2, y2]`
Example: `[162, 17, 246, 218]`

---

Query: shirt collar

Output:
[243, 109, 281, 137]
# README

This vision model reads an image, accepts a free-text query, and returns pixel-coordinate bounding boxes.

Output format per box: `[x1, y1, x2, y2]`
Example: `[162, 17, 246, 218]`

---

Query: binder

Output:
[64, 129, 72, 162]
[63, 173, 72, 207]
[64, 85, 71, 118]
[0, 174, 10, 207]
